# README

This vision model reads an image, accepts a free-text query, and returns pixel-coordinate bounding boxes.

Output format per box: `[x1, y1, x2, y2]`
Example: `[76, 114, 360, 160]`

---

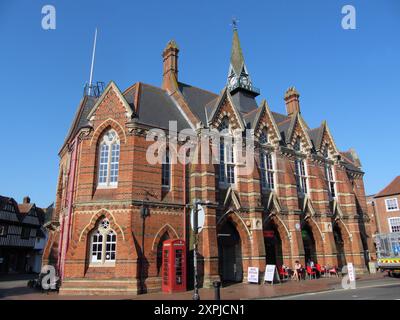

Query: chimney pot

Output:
[162, 40, 179, 90]
[23, 196, 31, 204]
[284, 87, 300, 117]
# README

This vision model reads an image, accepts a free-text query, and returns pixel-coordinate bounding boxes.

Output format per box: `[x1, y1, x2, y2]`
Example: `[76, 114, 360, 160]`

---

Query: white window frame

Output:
[260, 150, 275, 191]
[218, 118, 236, 188]
[89, 219, 117, 266]
[388, 217, 400, 233]
[326, 164, 336, 199]
[295, 158, 308, 195]
[219, 140, 236, 187]
[385, 198, 399, 212]
[97, 130, 120, 188]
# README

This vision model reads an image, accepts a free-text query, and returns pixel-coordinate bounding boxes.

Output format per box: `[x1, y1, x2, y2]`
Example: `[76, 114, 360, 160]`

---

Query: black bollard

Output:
[213, 281, 221, 300]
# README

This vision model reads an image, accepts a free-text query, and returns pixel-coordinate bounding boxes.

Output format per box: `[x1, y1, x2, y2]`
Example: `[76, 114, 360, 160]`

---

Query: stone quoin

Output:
[42, 29, 375, 295]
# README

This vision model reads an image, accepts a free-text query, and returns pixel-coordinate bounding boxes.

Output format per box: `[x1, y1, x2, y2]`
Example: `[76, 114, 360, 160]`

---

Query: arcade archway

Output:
[302, 223, 317, 264]
[264, 221, 283, 267]
[217, 221, 243, 283]
[333, 224, 346, 268]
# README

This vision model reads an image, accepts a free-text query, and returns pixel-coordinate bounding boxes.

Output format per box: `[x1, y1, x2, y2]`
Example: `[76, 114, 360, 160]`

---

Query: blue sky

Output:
[0, 0, 399, 207]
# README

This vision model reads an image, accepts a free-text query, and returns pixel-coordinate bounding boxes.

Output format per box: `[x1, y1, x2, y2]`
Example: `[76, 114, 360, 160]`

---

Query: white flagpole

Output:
[88, 28, 98, 96]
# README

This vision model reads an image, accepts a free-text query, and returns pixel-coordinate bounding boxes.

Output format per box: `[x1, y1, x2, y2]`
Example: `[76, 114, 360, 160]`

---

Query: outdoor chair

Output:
[315, 264, 325, 277]
[306, 266, 317, 279]
[328, 266, 339, 278]
[279, 266, 289, 281]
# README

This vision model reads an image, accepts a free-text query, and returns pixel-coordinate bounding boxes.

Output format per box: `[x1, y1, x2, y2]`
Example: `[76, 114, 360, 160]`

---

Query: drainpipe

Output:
[183, 161, 187, 244]
[59, 136, 79, 280]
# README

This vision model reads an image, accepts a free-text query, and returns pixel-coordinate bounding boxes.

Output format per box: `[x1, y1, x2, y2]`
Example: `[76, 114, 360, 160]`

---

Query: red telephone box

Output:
[161, 239, 187, 293]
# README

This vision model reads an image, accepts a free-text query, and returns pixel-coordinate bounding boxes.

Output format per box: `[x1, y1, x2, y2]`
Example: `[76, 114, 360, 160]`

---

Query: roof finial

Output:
[231, 17, 239, 31]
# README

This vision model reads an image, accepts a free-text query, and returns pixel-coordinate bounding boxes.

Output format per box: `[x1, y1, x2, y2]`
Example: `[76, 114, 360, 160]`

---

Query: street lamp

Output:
[140, 200, 150, 294]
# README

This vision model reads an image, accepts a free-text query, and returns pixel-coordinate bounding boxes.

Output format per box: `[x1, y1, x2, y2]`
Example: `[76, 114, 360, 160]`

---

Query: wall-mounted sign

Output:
[190, 204, 205, 233]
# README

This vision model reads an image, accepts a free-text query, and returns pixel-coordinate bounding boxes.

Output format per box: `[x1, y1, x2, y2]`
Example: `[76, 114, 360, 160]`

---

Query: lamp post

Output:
[192, 200, 200, 301]
[191, 199, 211, 301]
[140, 200, 150, 294]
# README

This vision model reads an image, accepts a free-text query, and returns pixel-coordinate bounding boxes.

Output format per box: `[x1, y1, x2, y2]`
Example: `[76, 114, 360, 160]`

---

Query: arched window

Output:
[259, 128, 269, 145]
[162, 148, 171, 189]
[89, 218, 117, 265]
[98, 129, 120, 187]
[323, 143, 329, 158]
[218, 118, 235, 185]
[260, 151, 274, 190]
[326, 164, 336, 199]
[294, 136, 301, 152]
[295, 159, 308, 195]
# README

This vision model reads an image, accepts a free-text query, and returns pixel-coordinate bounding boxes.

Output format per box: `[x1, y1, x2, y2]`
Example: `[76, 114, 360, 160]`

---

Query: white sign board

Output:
[190, 204, 205, 233]
[264, 264, 280, 284]
[347, 262, 355, 282]
[247, 267, 259, 284]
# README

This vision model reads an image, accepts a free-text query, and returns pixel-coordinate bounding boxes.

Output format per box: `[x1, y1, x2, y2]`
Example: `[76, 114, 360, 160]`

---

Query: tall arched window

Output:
[89, 218, 117, 265]
[218, 118, 235, 185]
[260, 151, 275, 190]
[162, 149, 171, 189]
[295, 159, 308, 195]
[98, 129, 120, 187]
[326, 164, 336, 199]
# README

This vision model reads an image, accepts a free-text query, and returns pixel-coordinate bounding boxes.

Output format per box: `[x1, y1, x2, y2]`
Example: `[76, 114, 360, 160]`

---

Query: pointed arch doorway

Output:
[217, 221, 243, 283]
[302, 222, 317, 264]
[333, 223, 347, 269]
[263, 220, 283, 267]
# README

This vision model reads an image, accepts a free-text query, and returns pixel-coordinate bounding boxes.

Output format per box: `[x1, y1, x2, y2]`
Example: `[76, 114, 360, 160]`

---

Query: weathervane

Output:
[231, 17, 239, 31]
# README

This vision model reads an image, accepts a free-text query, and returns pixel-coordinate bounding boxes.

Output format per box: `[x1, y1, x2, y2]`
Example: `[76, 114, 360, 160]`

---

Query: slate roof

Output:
[134, 83, 190, 131]
[62, 96, 98, 149]
[230, 30, 245, 76]
[375, 176, 400, 198]
[308, 126, 323, 150]
[178, 82, 218, 124]
[271, 111, 289, 124]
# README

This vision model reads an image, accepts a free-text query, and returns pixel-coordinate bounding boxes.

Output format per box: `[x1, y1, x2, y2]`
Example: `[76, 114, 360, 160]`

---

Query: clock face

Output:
[240, 76, 249, 86]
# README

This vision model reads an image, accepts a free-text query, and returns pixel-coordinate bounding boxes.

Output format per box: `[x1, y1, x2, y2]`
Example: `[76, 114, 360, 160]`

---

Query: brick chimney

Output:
[23, 196, 31, 204]
[284, 87, 300, 117]
[162, 40, 179, 90]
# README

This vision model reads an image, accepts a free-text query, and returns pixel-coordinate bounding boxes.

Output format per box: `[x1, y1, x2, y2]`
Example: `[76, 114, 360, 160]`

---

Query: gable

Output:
[87, 81, 134, 122]
[208, 88, 245, 131]
[252, 100, 281, 145]
[286, 114, 313, 151]
[317, 121, 340, 156]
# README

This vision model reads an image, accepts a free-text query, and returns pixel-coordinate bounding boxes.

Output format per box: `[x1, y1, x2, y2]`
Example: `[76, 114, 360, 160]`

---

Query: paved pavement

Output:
[0, 272, 396, 300]
[272, 278, 400, 300]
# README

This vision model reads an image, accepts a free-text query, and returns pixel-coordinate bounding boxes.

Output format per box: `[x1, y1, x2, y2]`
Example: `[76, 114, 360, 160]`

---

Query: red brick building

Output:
[43, 30, 375, 295]
[367, 176, 400, 235]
